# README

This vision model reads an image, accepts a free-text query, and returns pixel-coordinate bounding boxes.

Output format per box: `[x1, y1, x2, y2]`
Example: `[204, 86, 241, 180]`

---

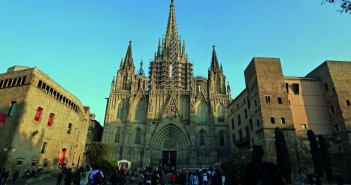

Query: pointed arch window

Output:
[217, 104, 225, 122]
[219, 131, 225, 146]
[197, 101, 208, 124]
[135, 128, 141, 144]
[135, 99, 146, 122]
[115, 128, 120, 143]
[117, 100, 128, 120]
[199, 131, 205, 146]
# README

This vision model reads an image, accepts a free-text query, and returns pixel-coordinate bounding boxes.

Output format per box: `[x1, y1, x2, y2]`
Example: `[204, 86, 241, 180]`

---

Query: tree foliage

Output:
[221, 148, 250, 185]
[323, 0, 351, 14]
[85, 142, 117, 174]
[307, 130, 324, 176]
[317, 135, 333, 182]
[274, 127, 292, 183]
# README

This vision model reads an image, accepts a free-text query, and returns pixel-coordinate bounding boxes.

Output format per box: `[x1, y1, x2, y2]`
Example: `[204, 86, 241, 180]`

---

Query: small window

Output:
[292, 83, 299, 95]
[21, 76, 27, 85]
[16, 158, 24, 165]
[115, 129, 120, 143]
[249, 118, 253, 130]
[8, 101, 17, 117]
[301, 124, 307, 129]
[43, 161, 49, 167]
[330, 106, 335, 114]
[47, 113, 55, 126]
[243, 99, 246, 104]
[270, 117, 275, 124]
[335, 124, 340, 133]
[199, 131, 205, 146]
[231, 119, 235, 129]
[232, 134, 235, 143]
[346, 100, 350, 106]
[67, 123, 72, 134]
[278, 97, 282, 104]
[237, 104, 239, 109]
[255, 99, 257, 107]
[41, 142, 48, 154]
[324, 83, 329, 91]
[244, 109, 248, 118]
[219, 131, 225, 146]
[280, 117, 286, 124]
[265, 96, 271, 103]
[135, 128, 141, 144]
[256, 119, 260, 127]
[237, 114, 241, 126]
[31, 161, 37, 166]
[247, 100, 251, 109]
[34, 107, 43, 121]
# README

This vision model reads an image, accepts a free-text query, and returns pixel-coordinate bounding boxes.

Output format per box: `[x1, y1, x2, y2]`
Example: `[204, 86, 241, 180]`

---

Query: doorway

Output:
[162, 151, 176, 167]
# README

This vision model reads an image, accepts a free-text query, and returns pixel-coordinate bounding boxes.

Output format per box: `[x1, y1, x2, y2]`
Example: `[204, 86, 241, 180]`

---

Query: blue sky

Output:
[1, 0, 350, 124]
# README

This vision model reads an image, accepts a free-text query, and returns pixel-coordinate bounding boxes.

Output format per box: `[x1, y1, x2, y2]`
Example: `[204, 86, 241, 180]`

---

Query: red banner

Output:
[0, 113, 6, 123]
[0, 113, 6, 134]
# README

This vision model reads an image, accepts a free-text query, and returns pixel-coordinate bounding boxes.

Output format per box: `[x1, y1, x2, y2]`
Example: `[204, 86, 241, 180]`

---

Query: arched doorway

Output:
[150, 123, 190, 168]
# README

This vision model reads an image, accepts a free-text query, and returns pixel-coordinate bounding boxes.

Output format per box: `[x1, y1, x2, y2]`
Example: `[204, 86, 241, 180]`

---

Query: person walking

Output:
[242, 145, 285, 185]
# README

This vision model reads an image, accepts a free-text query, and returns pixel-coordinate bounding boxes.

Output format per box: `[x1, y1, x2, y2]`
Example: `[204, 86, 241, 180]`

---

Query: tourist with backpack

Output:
[89, 167, 104, 185]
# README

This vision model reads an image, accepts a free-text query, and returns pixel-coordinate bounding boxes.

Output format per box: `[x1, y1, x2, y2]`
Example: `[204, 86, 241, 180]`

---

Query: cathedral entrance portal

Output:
[162, 151, 176, 167]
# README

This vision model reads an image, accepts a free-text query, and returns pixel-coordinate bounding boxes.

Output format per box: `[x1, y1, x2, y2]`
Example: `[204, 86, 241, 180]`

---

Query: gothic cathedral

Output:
[102, 0, 231, 168]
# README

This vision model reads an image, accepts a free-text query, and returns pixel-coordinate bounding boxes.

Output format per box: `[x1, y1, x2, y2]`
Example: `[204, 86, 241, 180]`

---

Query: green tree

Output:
[274, 127, 292, 183]
[323, 0, 351, 14]
[307, 130, 324, 176]
[317, 135, 333, 182]
[221, 148, 250, 185]
[85, 142, 117, 174]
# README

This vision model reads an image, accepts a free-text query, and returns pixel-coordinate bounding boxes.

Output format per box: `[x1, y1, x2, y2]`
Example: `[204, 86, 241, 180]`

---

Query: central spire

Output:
[163, 0, 180, 59]
[165, 0, 178, 43]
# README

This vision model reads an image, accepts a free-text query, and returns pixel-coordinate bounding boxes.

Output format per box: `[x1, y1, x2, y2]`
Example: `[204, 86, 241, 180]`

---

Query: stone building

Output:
[228, 58, 351, 178]
[102, 0, 231, 169]
[0, 66, 90, 172]
[84, 113, 103, 163]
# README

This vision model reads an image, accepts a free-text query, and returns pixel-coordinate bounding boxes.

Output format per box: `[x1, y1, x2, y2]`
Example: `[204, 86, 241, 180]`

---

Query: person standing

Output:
[80, 164, 92, 185]
[12, 171, 19, 185]
[89, 167, 104, 185]
[56, 169, 64, 185]
[242, 145, 285, 185]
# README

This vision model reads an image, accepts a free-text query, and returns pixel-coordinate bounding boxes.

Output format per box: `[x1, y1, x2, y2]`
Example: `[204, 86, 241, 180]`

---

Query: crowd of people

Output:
[0, 169, 19, 185]
[54, 163, 225, 185]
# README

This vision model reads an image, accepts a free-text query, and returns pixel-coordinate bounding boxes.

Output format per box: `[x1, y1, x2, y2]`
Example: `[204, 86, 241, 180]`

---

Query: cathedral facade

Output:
[102, 0, 231, 168]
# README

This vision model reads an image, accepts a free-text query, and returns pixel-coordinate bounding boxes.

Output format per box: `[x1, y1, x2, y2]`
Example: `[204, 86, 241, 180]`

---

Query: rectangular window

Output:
[21, 76, 27, 85]
[249, 118, 253, 130]
[16, 158, 24, 165]
[8, 101, 17, 117]
[232, 134, 235, 143]
[47, 113, 55, 126]
[67, 123, 72, 134]
[265, 96, 271, 103]
[231, 119, 235, 129]
[292, 83, 299, 95]
[237, 114, 241, 126]
[301, 124, 307, 129]
[286, 83, 289, 93]
[41, 142, 47, 154]
[34, 107, 43, 121]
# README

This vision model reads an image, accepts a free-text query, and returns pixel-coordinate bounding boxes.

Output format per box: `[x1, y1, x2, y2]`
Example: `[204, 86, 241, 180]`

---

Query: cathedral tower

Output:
[103, 0, 231, 168]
